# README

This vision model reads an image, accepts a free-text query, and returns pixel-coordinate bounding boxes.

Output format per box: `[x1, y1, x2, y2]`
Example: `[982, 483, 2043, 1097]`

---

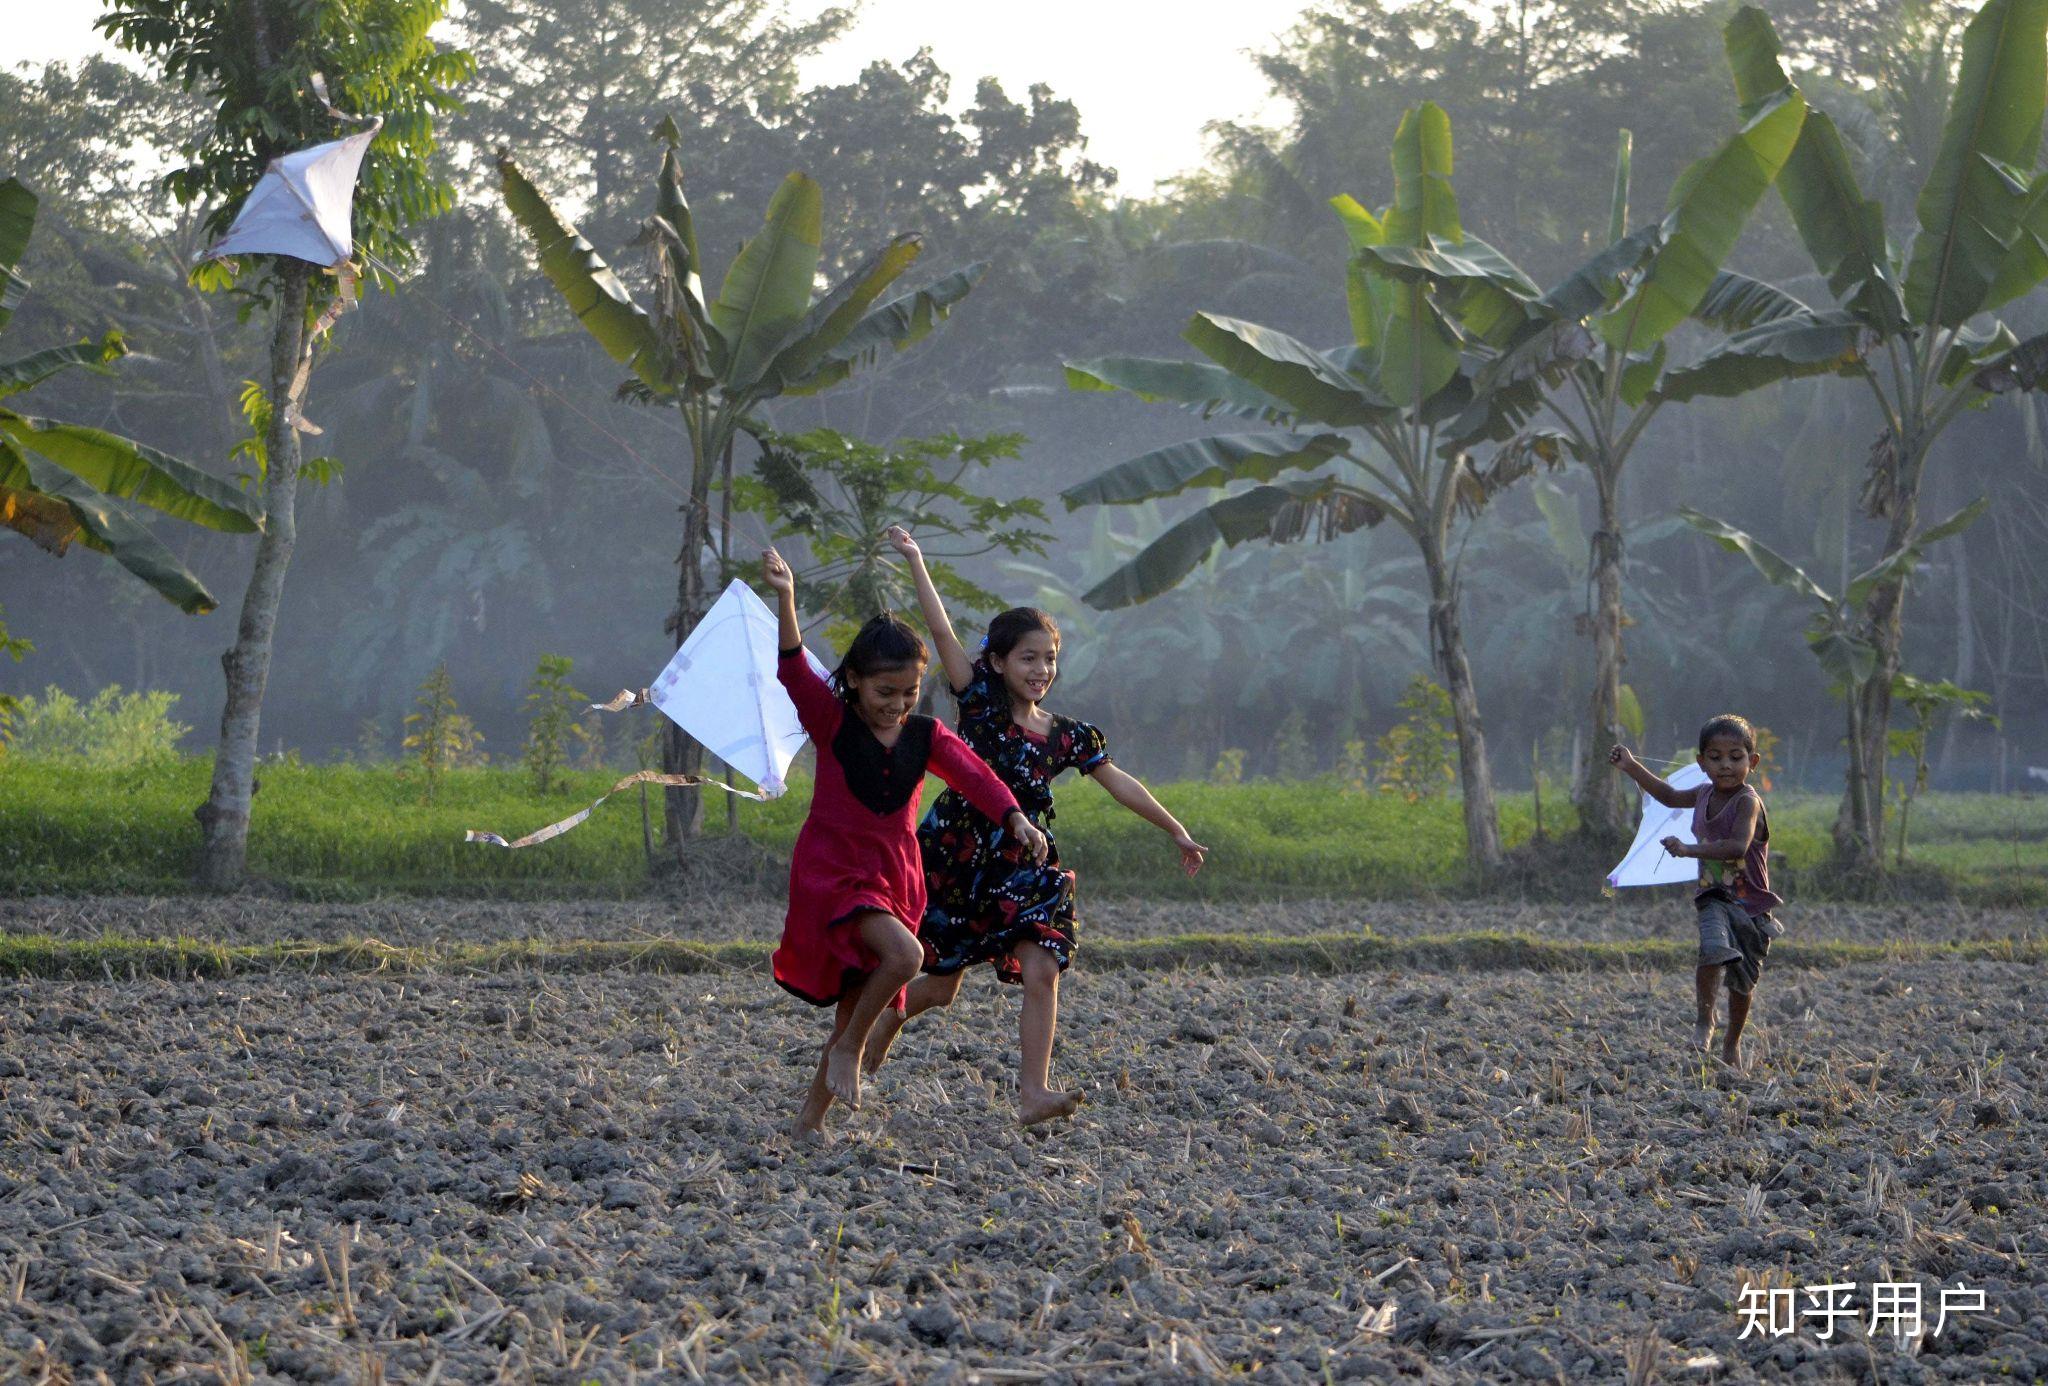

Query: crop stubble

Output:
[0, 898, 2042, 1383]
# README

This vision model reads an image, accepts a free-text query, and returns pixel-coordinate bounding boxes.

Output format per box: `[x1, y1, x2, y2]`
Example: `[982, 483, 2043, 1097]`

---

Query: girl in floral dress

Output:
[864, 528, 1206, 1126]
[763, 548, 1046, 1139]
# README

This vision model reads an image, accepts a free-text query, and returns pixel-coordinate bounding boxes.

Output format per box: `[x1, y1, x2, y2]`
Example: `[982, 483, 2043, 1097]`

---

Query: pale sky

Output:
[12, 2, 1296, 193]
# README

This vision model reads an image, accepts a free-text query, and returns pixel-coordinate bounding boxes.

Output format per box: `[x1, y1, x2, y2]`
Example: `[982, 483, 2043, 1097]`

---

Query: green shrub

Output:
[5, 685, 191, 768]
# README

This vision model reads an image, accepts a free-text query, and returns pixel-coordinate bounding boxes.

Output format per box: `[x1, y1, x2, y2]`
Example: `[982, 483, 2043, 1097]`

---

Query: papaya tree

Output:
[1063, 103, 1557, 872]
[1, 177, 262, 613]
[1464, 6, 1808, 844]
[498, 119, 984, 854]
[1661, 0, 2048, 868]
[102, 0, 470, 890]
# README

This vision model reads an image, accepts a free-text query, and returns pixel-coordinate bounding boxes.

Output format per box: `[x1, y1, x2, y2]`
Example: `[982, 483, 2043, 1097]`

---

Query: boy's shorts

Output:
[1696, 894, 1782, 994]
[1695, 896, 1747, 967]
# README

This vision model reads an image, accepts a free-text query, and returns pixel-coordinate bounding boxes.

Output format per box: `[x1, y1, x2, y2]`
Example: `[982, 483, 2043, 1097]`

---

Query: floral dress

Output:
[917, 660, 1111, 983]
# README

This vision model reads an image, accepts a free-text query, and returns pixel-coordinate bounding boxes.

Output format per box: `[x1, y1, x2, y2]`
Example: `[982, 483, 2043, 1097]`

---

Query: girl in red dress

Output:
[763, 549, 1047, 1139]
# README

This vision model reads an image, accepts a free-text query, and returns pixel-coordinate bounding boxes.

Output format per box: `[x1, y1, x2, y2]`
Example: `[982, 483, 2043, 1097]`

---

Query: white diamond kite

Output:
[646, 578, 826, 798]
[1606, 762, 1708, 889]
[466, 579, 826, 848]
[203, 125, 380, 268]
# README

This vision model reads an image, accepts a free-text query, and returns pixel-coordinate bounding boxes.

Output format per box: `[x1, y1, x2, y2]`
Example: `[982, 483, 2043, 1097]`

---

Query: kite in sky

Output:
[467, 580, 827, 849]
[1606, 762, 1707, 890]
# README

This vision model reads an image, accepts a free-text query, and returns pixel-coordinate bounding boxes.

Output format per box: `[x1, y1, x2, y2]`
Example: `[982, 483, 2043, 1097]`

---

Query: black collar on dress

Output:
[835, 713, 936, 815]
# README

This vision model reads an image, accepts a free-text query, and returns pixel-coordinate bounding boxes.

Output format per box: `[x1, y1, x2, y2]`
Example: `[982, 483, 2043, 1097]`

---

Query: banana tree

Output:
[1062, 103, 1555, 872]
[1469, 8, 1808, 844]
[0, 177, 261, 614]
[1680, 501, 1986, 851]
[499, 119, 984, 854]
[1661, 0, 2048, 868]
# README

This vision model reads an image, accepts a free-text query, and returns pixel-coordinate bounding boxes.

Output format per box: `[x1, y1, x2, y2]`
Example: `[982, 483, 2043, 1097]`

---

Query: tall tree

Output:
[499, 125, 984, 855]
[1063, 104, 1558, 872]
[1469, 8, 1808, 842]
[1663, 1, 2048, 868]
[102, 0, 470, 889]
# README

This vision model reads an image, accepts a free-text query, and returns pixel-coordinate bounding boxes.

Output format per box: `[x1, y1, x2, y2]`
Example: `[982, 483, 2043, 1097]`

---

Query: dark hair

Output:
[831, 613, 927, 701]
[985, 607, 1060, 660]
[1698, 713, 1757, 753]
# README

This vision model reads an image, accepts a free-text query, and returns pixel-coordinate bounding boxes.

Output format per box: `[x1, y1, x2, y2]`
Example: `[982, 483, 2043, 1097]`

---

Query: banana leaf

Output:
[1594, 74, 1804, 352]
[1655, 309, 1866, 402]
[0, 178, 34, 334]
[784, 263, 986, 396]
[1679, 507, 1832, 604]
[1059, 431, 1351, 510]
[1184, 313, 1394, 426]
[1063, 356, 1298, 425]
[1727, 8, 1905, 331]
[1845, 497, 1988, 605]
[764, 234, 923, 392]
[1980, 177, 2048, 314]
[1691, 271, 1811, 332]
[1383, 103, 1461, 246]
[0, 412, 262, 532]
[0, 440, 218, 613]
[0, 333, 125, 399]
[1902, 0, 2048, 328]
[498, 156, 666, 392]
[1080, 477, 1388, 609]
[712, 172, 823, 390]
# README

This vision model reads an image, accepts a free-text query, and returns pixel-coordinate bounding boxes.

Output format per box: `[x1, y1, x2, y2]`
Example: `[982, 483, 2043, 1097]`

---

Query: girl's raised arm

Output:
[1090, 762, 1207, 877]
[887, 526, 974, 693]
[765, 548, 839, 738]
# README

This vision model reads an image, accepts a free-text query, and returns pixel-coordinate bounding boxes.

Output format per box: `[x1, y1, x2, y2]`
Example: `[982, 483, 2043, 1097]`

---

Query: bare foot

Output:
[1720, 1044, 1744, 1071]
[825, 1042, 864, 1108]
[1018, 1088, 1082, 1128]
[1691, 1021, 1713, 1052]
[863, 1010, 905, 1076]
[791, 1115, 831, 1145]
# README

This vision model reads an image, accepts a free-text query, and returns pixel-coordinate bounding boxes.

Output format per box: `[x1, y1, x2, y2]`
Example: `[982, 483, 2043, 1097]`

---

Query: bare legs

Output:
[1722, 984, 1751, 1068]
[1013, 943, 1080, 1126]
[793, 911, 922, 1140]
[1692, 963, 1753, 1069]
[1693, 965, 1718, 1052]
[864, 969, 963, 1074]
[865, 942, 1079, 1126]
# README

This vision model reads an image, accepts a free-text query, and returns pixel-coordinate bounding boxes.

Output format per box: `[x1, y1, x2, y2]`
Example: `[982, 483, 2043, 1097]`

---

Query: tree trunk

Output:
[660, 404, 716, 861]
[1575, 470, 1632, 844]
[194, 262, 310, 890]
[1834, 448, 1924, 869]
[1424, 541, 1505, 872]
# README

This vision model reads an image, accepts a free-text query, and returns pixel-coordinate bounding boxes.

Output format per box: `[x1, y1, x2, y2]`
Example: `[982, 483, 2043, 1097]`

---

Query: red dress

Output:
[774, 647, 1019, 1009]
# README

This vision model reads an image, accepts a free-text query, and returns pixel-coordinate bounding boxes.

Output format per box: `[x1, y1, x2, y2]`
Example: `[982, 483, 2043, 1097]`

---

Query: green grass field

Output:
[1, 758, 2041, 902]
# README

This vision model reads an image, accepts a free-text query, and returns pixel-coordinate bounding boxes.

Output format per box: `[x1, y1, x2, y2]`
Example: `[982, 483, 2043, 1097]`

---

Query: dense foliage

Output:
[2, 0, 2043, 846]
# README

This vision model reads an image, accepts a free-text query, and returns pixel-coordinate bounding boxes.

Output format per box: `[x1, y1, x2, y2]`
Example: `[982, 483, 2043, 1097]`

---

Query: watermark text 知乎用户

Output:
[1737, 1282, 1984, 1343]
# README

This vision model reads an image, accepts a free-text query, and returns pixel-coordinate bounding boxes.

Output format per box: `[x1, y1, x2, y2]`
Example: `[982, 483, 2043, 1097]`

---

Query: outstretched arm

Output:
[1609, 744, 1692, 809]
[1091, 763, 1207, 876]
[887, 526, 974, 692]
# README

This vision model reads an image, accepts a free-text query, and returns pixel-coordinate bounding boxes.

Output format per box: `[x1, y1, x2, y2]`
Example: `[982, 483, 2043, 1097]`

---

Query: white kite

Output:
[203, 125, 380, 268]
[1606, 763, 1708, 890]
[468, 579, 827, 849]
[644, 578, 826, 797]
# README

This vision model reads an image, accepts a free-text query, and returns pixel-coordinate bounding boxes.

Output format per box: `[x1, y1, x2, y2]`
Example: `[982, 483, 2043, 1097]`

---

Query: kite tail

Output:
[466, 770, 772, 850]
